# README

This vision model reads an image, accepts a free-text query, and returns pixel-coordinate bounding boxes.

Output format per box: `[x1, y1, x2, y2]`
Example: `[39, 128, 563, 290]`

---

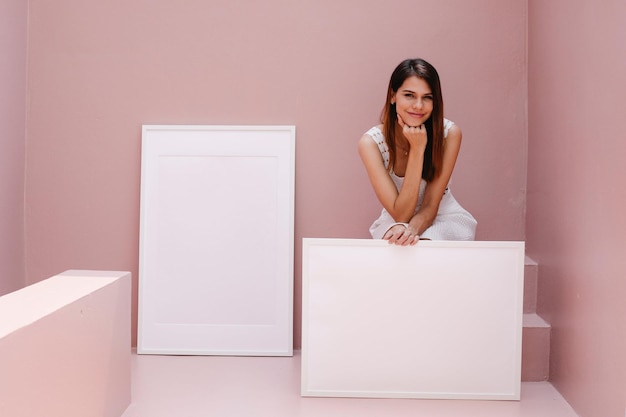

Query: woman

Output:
[358, 58, 476, 245]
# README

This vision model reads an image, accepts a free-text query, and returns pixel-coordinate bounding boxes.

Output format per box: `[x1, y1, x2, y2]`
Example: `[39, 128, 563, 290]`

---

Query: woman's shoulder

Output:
[362, 124, 385, 144]
[364, 124, 384, 137]
[359, 124, 390, 168]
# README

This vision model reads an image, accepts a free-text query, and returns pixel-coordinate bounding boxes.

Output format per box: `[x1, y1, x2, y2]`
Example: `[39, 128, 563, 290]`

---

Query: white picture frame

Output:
[138, 125, 295, 356]
[301, 238, 525, 400]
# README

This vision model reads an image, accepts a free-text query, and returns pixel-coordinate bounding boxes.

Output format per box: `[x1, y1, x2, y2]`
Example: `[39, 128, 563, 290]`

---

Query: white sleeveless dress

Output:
[366, 119, 477, 240]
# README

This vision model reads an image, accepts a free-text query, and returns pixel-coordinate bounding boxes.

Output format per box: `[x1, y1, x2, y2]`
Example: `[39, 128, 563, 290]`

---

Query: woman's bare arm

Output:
[408, 124, 463, 234]
[358, 120, 427, 223]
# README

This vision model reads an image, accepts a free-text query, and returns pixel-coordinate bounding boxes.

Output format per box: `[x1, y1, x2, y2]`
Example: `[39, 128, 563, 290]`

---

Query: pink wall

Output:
[13, 1, 626, 413]
[527, 1, 626, 416]
[0, 0, 27, 296]
[24, 0, 527, 346]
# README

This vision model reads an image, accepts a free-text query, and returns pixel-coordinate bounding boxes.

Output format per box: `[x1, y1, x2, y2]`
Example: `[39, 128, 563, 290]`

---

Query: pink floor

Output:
[121, 351, 579, 417]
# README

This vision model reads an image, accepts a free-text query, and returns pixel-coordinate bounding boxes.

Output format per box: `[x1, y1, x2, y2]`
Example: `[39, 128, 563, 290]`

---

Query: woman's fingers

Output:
[398, 229, 419, 246]
[404, 124, 425, 134]
[383, 225, 420, 245]
[383, 225, 405, 242]
[403, 124, 427, 150]
[397, 115, 427, 150]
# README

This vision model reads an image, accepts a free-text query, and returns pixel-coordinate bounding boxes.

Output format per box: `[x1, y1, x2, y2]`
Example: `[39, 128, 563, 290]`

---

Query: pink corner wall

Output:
[527, 1, 626, 417]
[23, 1, 527, 346]
[0, 0, 27, 296]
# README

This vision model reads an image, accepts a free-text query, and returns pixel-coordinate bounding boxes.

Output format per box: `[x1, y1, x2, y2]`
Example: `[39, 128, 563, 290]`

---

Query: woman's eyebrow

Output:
[400, 89, 432, 95]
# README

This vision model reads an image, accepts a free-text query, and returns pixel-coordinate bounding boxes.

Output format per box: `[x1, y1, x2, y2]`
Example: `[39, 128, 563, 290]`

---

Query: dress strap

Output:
[443, 118, 454, 138]
[365, 126, 390, 169]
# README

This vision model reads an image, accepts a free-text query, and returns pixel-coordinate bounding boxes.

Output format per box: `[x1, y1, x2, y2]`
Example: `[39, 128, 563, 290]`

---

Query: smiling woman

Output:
[358, 58, 476, 245]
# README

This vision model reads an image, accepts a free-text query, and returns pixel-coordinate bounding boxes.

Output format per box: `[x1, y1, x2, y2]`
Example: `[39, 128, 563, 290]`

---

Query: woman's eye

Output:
[424, 96, 433, 101]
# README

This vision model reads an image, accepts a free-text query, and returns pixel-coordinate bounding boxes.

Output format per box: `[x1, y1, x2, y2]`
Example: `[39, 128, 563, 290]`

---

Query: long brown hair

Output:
[381, 58, 444, 182]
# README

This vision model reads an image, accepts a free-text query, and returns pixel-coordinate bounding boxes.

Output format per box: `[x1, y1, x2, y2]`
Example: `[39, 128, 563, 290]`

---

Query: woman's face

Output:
[392, 76, 433, 128]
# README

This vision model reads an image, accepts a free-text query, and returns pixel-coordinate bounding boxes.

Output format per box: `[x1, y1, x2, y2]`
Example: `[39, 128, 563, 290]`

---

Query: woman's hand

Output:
[383, 223, 420, 246]
[397, 114, 427, 153]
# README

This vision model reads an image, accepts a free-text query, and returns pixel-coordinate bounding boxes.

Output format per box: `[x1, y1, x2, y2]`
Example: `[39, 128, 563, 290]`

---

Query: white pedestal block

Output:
[0, 270, 131, 417]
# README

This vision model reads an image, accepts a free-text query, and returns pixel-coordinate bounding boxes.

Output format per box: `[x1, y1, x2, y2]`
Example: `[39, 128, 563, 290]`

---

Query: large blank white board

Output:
[301, 238, 524, 400]
[138, 125, 294, 356]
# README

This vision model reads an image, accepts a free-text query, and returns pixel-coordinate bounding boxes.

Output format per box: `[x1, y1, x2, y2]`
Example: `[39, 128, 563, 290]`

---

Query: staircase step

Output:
[521, 313, 550, 381]
[523, 256, 538, 313]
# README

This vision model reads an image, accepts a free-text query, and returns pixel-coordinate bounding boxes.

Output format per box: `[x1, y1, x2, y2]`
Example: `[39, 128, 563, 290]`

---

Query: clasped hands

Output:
[383, 223, 420, 246]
